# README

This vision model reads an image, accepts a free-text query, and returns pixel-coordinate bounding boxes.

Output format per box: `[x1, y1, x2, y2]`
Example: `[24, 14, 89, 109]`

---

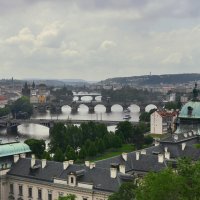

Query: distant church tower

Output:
[22, 82, 30, 97]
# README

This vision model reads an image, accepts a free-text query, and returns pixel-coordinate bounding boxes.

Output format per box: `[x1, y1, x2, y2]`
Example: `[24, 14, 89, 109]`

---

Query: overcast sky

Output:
[0, 0, 200, 81]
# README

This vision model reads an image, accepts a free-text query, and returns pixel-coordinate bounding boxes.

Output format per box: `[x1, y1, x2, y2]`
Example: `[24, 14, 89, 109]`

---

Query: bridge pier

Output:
[88, 105, 95, 113]
[78, 96, 82, 101]
[38, 105, 47, 113]
[140, 106, 146, 113]
[106, 105, 112, 113]
[122, 104, 130, 111]
[92, 96, 96, 101]
[7, 125, 18, 134]
[71, 105, 78, 114]
[50, 105, 62, 114]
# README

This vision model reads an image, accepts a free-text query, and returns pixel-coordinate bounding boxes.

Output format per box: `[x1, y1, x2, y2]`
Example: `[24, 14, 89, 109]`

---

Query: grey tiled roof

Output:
[8, 158, 123, 192]
[7, 132, 200, 194]
[95, 147, 167, 173]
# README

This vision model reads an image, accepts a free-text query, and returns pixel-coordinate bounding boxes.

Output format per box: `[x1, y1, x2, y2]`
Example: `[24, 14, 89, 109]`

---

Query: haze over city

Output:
[1, 0, 200, 80]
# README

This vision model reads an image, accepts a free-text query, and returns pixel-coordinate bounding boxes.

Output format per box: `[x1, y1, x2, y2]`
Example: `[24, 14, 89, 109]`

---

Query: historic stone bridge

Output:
[35, 92, 164, 114]
[0, 118, 140, 134]
[48, 100, 164, 114]
[73, 93, 101, 101]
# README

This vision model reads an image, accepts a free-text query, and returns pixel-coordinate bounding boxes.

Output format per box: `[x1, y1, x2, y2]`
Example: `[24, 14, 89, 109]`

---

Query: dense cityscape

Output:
[1, 0, 200, 200]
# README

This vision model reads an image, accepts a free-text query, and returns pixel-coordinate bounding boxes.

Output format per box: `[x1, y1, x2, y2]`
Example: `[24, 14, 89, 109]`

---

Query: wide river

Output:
[0, 96, 156, 143]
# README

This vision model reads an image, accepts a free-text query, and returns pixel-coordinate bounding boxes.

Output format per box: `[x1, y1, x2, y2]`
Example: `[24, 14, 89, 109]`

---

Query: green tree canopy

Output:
[108, 182, 136, 200]
[10, 96, 33, 118]
[24, 139, 45, 159]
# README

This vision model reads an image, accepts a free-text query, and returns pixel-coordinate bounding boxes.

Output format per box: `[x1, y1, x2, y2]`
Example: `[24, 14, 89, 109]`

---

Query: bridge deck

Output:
[0, 118, 139, 126]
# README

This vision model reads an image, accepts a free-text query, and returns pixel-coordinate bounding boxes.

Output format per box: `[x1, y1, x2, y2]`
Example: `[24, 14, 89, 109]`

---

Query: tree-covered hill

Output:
[102, 73, 200, 85]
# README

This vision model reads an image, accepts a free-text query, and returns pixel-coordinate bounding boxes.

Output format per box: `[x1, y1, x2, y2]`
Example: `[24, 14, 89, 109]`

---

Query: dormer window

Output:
[187, 106, 193, 116]
[71, 177, 74, 184]
[68, 174, 76, 186]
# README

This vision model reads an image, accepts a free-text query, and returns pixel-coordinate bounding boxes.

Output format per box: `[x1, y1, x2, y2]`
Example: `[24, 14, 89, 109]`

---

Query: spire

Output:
[32, 81, 35, 89]
[192, 82, 199, 101]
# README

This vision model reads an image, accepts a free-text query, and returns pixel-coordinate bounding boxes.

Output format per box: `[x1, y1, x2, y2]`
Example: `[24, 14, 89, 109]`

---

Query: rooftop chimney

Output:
[164, 151, 170, 160]
[14, 155, 19, 163]
[85, 161, 90, 167]
[69, 160, 74, 165]
[181, 143, 186, 151]
[122, 152, 127, 161]
[158, 154, 164, 163]
[90, 162, 96, 169]
[155, 140, 160, 146]
[141, 149, 146, 155]
[20, 153, 26, 158]
[136, 151, 140, 160]
[110, 168, 117, 178]
[119, 164, 125, 174]
[31, 154, 35, 167]
[63, 161, 69, 170]
[41, 159, 47, 169]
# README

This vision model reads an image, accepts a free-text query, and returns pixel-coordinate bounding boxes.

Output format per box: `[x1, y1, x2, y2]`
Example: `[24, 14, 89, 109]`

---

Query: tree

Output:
[136, 159, 200, 200]
[116, 121, 133, 142]
[24, 139, 45, 159]
[54, 148, 65, 162]
[10, 96, 33, 118]
[108, 182, 136, 200]
[58, 194, 76, 200]
[65, 145, 77, 160]
[87, 142, 97, 157]
[144, 135, 154, 146]
[49, 123, 67, 152]
[78, 146, 86, 160]
[0, 106, 10, 117]
[95, 138, 105, 154]
[136, 169, 183, 200]
[139, 112, 151, 122]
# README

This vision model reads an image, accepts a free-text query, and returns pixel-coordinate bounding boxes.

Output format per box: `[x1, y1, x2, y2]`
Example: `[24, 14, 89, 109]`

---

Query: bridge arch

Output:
[78, 104, 89, 112]
[18, 123, 49, 138]
[94, 104, 106, 112]
[129, 104, 140, 112]
[145, 104, 157, 112]
[111, 104, 123, 112]
[61, 105, 72, 112]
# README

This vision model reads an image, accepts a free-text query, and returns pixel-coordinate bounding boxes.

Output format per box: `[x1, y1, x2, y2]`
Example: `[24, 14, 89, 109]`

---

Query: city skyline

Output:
[1, 0, 200, 81]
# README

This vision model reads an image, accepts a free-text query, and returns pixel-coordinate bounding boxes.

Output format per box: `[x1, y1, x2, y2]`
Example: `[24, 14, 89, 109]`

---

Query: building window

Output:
[82, 198, 88, 200]
[38, 189, 42, 199]
[71, 177, 74, 184]
[187, 106, 193, 116]
[48, 190, 52, 200]
[10, 183, 14, 194]
[28, 187, 32, 198]
[19, 185, 23, 196]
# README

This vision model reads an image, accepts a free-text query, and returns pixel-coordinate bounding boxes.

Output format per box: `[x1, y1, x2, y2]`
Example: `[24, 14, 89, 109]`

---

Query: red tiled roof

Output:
[157, 111, 177, 118]
[0, 96, 7, 101]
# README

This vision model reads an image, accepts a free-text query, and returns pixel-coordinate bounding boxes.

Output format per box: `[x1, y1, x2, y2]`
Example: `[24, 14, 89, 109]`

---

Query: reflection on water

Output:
[0, 104, 156, 142]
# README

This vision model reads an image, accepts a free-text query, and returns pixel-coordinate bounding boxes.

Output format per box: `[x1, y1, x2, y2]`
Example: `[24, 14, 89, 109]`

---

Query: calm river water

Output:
[0, 96, 156, 143]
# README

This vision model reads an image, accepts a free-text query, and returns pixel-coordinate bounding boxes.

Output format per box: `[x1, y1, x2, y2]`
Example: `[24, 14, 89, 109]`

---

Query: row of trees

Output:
[25, 121, 153, 162]
[109, 158, 200, 200]
[49, 122, 123, 162]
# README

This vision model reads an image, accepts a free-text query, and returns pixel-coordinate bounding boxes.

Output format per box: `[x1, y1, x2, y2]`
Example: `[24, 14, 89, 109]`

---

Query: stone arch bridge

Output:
[48, 100, 164, 114]
[0, 119, 140, 134]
